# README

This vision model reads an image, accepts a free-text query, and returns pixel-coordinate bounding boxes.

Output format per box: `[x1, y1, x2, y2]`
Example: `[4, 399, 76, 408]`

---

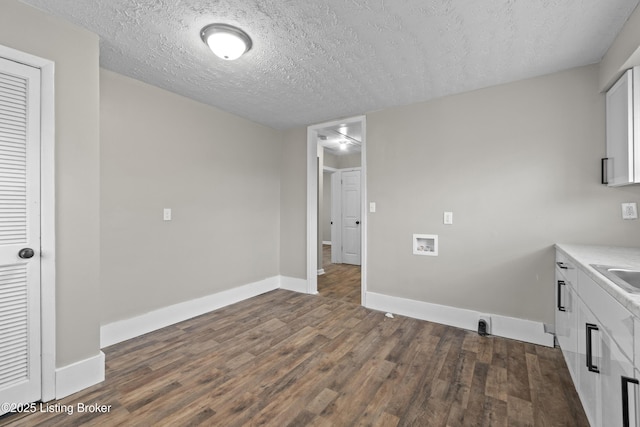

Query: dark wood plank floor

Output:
[1, 289, 588, 426]
[318, 244, 361, 305]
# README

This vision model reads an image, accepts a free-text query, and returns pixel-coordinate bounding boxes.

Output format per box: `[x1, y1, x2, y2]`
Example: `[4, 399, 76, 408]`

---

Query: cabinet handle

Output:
[621, 376, 639, 427]
[557, 280, 566, 312]
[556, 261, 569, 270]
[602, 157, 609, 185]
[586, 323, 599, 373]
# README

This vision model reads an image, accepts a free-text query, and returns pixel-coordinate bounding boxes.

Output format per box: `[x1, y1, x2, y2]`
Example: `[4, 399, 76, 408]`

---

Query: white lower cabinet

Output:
[577, 302, 602, 426]
[600, 331, 636, 427]
[556, 269, 579, 383]
[556, 250, 639, 426]
[576, 300, 639, 426]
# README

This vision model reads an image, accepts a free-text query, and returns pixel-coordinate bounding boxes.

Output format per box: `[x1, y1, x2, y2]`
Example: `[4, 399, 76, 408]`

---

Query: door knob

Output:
[356, 221, 360, 225]
[18, 248, 35, 259]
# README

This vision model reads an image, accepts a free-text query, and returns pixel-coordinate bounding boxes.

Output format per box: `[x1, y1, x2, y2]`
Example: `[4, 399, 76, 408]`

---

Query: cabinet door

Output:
[578, 302, 602, 426]
[605, 68, 635, 186]
[556, 277, 579, 382]
[600, 332, 637, 427]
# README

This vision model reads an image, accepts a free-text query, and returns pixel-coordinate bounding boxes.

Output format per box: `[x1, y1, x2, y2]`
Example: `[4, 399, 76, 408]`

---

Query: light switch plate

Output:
[369, 202, 376, 213]
[622, 203, 638, 220]
[443, 211, 453, 225]
[163, 208, 172, 221]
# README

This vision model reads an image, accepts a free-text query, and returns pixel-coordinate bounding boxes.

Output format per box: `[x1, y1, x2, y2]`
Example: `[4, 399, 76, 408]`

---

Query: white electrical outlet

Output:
[163, 208, 172, 221]
[443, 211, 453, 225]
[622, 203, 638, 220]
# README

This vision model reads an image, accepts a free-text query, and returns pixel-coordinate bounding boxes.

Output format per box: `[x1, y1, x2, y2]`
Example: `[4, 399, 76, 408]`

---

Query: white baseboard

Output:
[279, 276, 308, 293]
[365, 292, 554, 347]
[317, 269, 325, 275]
[101, 276, 280, 348]
[56, 352, 105, 399]
[490, 315, 554, 346]
[322, 241, 331, 245]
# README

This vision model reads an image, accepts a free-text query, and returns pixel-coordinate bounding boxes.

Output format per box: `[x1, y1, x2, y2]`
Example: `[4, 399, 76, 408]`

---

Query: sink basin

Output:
[591, 264, 640, 293]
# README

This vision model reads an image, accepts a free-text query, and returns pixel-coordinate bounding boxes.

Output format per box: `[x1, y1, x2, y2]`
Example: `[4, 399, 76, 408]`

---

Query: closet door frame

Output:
[0, 43, 56, 402]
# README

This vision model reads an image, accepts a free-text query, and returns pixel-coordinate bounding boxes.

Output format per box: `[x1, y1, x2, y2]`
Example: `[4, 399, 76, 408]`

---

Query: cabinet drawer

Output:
[556, 251, 577, 289]
[578, 269, 634, 361]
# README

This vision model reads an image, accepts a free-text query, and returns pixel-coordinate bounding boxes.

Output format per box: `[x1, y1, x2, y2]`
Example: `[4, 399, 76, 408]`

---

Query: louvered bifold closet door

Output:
[0, 56, 41, 412]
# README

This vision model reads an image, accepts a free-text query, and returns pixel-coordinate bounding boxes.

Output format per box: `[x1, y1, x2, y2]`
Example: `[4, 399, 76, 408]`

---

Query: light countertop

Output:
[555, 244, 640, 318]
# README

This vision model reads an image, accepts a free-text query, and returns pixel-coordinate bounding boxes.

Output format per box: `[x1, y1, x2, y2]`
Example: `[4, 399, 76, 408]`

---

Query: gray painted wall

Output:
[0, 0, 101, 367]
[337, 153, 362, 169]
[280, 128, 307, 279]
[366, 64, 640, 325]
[324, 151, 338, 169]
[100, 70, 282, 324]
[278, 65, 640, 326]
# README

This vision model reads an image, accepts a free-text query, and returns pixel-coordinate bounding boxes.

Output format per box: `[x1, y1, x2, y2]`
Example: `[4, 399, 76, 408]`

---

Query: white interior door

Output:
[0, 57, 41, 412]
[341, 170, 361, 265]
[330, 171, 341, 264]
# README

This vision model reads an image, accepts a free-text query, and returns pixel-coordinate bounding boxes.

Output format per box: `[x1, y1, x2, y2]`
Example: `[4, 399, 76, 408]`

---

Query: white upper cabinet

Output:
[604, 67, 640, 186]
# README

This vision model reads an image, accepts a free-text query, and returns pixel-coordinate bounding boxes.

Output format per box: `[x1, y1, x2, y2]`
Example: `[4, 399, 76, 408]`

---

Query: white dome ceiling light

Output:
[201, 23, 252, 61]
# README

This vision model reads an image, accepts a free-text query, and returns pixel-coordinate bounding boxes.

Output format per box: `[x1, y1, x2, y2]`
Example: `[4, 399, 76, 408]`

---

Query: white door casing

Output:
[0, 57, 41, 412]
[307, 115, 366, 304]
[341, 170, 361, 265]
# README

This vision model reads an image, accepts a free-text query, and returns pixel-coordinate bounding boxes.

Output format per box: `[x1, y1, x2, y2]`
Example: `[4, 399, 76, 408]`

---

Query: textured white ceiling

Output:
[319, 122, 362, 156]
[21, 0, 640, 129]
